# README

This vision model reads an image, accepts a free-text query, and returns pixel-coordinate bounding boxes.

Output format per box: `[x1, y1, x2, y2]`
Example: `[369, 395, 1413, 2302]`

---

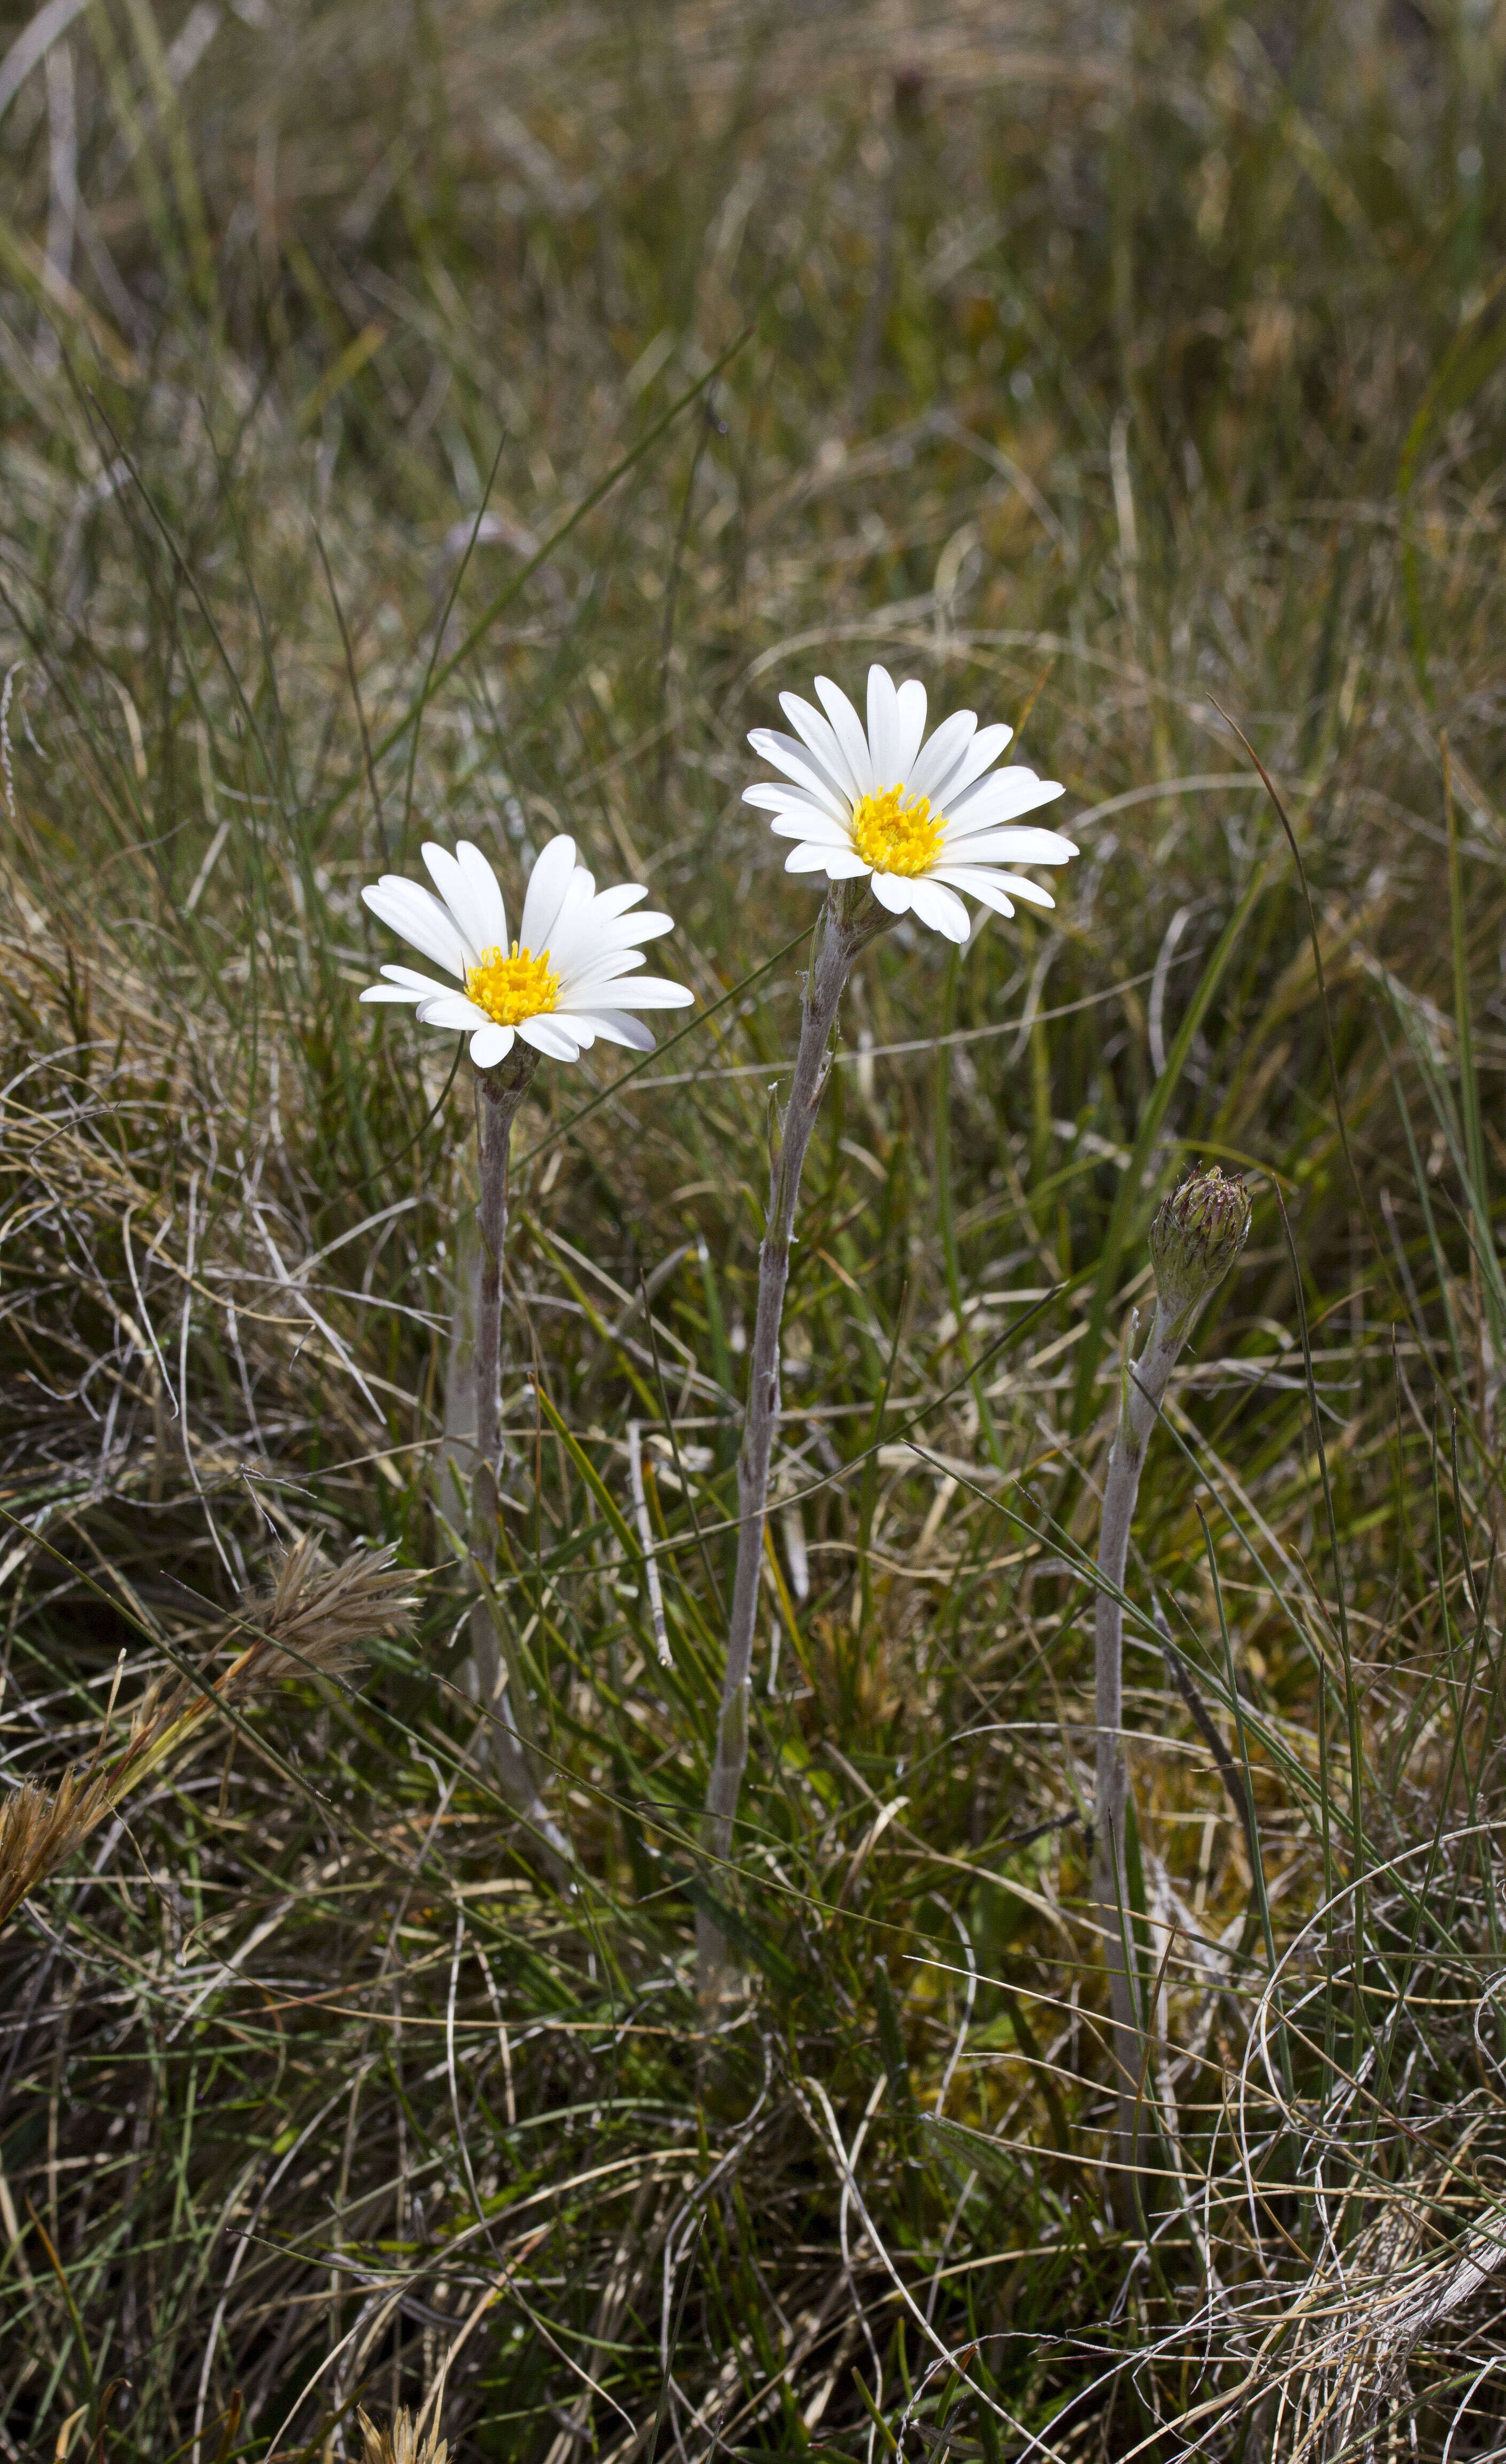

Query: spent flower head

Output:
[746, 661, 1077, 942]
[1149, 1164, 1253, 1339]
[360, 833, 692, 1068]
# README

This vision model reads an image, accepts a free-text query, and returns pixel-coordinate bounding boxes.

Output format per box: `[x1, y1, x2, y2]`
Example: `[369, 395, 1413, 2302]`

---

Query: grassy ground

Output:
[2, 0, 1506, 2455]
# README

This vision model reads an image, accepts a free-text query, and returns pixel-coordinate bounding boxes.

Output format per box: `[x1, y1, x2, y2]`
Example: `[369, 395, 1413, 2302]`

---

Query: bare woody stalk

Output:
[697, 880, 886, 2007]
[467, 1048, 573, 1870]
[1093, 1164, 1251, 2184]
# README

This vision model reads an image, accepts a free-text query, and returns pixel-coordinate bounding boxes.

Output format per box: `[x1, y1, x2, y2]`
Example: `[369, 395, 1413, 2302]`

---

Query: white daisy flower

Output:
[744, 662, 1078, 943]
[358, 833, 693, 1069]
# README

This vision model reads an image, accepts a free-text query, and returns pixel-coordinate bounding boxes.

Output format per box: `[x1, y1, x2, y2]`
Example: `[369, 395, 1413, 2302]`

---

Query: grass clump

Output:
[2, 2, 1506, 2458]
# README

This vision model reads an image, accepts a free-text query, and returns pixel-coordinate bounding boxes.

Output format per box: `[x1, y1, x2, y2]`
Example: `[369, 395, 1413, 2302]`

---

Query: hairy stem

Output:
[697, 882, 878, 2007]
[472, 1046, 539, 1484]
[1093, 1301, 1183, 2188]
[467, 1048, 572, 1873]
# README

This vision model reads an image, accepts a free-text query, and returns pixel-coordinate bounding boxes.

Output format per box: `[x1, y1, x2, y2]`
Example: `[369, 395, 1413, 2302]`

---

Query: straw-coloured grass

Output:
[0, 1537, 417, 1930]
[2, 2, 1505, 2459]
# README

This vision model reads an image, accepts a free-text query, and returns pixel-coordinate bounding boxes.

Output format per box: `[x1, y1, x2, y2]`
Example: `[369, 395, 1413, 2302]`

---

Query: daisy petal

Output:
[563, 975, 694, 1010]
[813, 676, 875, 797]
[866, 665, 903, 788]
[987, 872, 1056, 909]
[362, 880, 468, 979]
[820, 846, 871, 878]
[931, 866, 1016, 919]
[769, 810, 851, 845]
[946, 769, 1065, 835]
[571, 1008, 657, 1051]
[588, 882, 649, 922]
[939, 865, 1055, 910]
[561, 914, 673, 958]
[743, 781, 839, 818]
[455, 841, 507, 949]
[908, 877, 971, 941]
[380, 964, 456, 993]
[945, 824, 1078, 866]
[519, 835, 578, 952]
[540, 869, 602, 964]
[421, 843, 487, 960]
[554, 1011, 614, 1049]
[360, 983, 427, 1003]
[517, 1015, 582, 1061]
[571, 942, 647, 974]
[785, 840, 839, 871]
[906, 707, 976, 805]
[470, 1023, 516, 1067]
[548, 908, 673, 958]
[936, 833, 1079, 872]
[869, 871, 915, 916]
[894, 678, 928, 783]
[780, 692, 865, 802]
[748, 729, 851, 820]
[934, 720, 1014, 810]
[414, 993, 493, 1030]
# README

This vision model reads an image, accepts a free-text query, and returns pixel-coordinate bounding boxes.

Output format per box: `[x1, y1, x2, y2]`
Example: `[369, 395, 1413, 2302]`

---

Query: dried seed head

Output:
[1149, 1164, 1252, 1339]
[0, 1763, 117, 1929]
[357, 2410, 448, 2464]
[229, 1534, 419, 1697]
[1, 1536, 420, 1940]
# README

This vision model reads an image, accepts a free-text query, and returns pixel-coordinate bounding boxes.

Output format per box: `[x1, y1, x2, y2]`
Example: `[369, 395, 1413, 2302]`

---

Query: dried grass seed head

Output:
[0, 1764, 118, 1928]
[237, 1534, 420, 1692]
[357, 2409, 448, 2464]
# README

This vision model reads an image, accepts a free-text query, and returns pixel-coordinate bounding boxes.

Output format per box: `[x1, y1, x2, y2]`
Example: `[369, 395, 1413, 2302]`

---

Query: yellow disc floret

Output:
[849, 783, 944, 878]
[465, 942, 560, 1027]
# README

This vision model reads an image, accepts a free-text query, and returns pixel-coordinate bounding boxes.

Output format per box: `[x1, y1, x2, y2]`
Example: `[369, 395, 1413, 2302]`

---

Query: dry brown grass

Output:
[2, 2, 1506, 2459]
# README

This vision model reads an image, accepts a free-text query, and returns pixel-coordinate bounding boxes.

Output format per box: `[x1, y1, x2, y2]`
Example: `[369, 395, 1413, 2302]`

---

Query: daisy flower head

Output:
[359, 834, 693, 1069]
[745, 663, 1077, 943]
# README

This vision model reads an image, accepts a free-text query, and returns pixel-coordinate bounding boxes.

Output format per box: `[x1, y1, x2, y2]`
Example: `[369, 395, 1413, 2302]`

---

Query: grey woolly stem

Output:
[1093, 1299, 1185, 2190]
[697, 882, 880, 2009]
[467, 1048, 572, 1876]
[473, 1058, 533, 1481]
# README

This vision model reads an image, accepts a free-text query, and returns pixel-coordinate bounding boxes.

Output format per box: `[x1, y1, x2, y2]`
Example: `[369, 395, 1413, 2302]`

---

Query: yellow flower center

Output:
[849, 783, 944, 877]
[464, 942, 560, 1027]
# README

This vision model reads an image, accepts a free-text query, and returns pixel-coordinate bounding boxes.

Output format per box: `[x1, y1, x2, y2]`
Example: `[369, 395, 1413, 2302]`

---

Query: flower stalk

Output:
[466, 1048, 574, 1870]
[1093, 1165, 1251, 2184]
[698, 880, 884, 2006]
[704, 660, 1078, 2013]
[473, 1048, 538, 1483]
[358, 828, 691, 1872]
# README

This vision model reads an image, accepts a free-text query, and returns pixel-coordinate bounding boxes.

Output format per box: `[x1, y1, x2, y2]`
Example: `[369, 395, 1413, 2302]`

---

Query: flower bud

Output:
[1149, 1165, 1251, 1338]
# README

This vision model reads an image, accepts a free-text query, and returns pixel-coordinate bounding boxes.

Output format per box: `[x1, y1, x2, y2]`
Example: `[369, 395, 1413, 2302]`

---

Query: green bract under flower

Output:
[1149, 1164, 1253, 1334]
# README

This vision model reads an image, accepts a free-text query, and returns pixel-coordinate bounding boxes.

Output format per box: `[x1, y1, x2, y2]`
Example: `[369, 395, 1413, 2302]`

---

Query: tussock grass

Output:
[2, 1, 1506, 2456]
